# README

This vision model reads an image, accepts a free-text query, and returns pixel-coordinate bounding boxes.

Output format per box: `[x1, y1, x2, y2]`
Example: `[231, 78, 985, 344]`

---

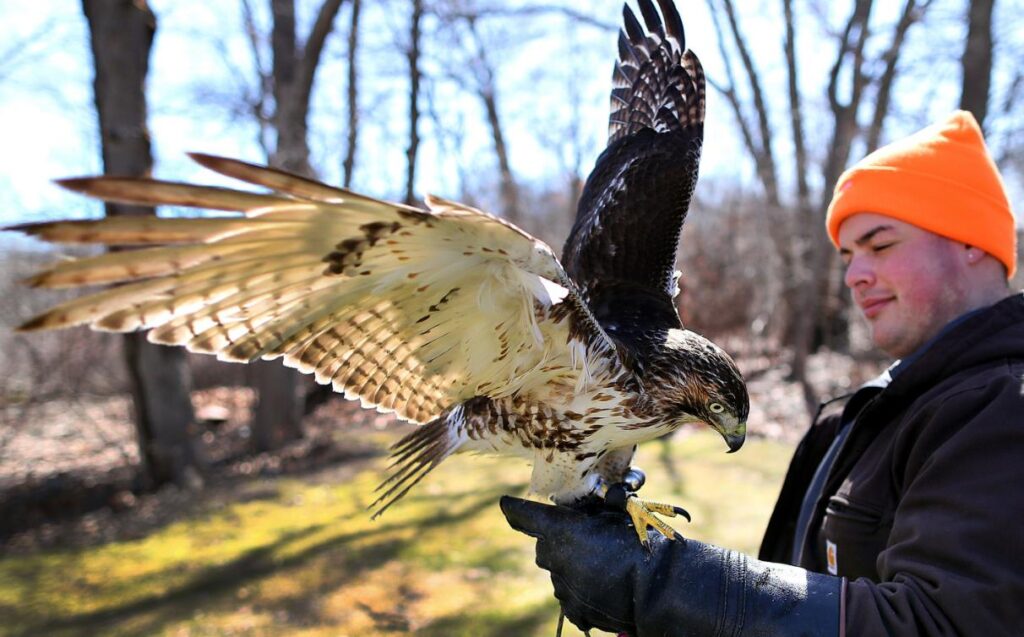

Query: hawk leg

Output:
[603, 472, 690, 548]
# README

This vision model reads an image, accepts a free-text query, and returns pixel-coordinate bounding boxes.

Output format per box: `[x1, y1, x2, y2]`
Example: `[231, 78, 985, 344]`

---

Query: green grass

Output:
[0, 429, 792, 637]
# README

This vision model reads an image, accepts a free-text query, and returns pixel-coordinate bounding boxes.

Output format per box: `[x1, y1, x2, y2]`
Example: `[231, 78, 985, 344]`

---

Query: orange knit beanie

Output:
[826, 110, 1016, 278]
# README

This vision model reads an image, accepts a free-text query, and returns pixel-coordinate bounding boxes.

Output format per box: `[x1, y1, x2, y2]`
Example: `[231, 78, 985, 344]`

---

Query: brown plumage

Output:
[9, 0, 747, 524]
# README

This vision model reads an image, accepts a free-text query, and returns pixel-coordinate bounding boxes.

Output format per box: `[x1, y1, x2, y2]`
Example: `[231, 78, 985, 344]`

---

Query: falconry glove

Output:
[501, 496, 843, 637]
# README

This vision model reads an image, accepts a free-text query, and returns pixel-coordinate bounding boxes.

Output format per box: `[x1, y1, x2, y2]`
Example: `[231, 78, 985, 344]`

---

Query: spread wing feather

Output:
[12, 155, 615, 424]
[563, 0, 704, 339]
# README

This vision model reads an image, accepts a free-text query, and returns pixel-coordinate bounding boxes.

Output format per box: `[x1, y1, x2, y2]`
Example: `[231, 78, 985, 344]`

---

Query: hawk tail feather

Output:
[370, 412, 460, 518]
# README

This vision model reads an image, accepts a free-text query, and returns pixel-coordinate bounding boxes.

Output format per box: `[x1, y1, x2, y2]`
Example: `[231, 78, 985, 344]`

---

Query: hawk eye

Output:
[709, 402, 725, 414]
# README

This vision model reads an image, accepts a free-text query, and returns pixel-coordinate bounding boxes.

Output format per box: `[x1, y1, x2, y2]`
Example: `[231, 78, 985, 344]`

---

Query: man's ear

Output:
[963, 244, 1009, 282]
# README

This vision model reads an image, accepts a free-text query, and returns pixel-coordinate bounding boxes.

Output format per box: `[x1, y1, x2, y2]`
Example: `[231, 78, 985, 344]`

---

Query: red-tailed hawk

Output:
[10, 0, 747, 544]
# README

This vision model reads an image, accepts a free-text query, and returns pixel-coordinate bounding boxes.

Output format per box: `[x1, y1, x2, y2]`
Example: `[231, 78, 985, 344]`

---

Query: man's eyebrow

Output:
[854, 225, 895, 247]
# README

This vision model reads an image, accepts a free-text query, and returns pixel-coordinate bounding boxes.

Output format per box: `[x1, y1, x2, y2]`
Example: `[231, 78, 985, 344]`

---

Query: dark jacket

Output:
[760, 293, 1024, 635]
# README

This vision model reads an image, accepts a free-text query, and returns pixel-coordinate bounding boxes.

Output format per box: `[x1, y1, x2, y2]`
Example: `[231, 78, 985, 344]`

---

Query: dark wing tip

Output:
[657, 0, 685, 48]
[53, 177, 97, 194]
[20, 271, 48, 288]
[187, 151, 258, 174]
[2, 220, 40, 235]
[622, 4, 645, 43]
[185, 151, 225, 167]
[608, 0, 701, 142]
[15, 313, 50, 332]
[636, 0, 664, 38]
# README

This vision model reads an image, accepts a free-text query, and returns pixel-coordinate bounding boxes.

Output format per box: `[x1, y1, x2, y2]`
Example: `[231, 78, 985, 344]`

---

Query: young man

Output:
[502, 111, 1024, 635]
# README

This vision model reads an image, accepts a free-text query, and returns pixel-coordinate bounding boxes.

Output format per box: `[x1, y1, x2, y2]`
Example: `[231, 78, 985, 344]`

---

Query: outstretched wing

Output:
[11, 154, 614, 424]
[562, 0, 705, 339]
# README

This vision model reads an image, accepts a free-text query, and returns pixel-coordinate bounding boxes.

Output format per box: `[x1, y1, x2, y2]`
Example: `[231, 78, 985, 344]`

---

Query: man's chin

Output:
[868, 324, 901, 359]
[871, 333, 914, 360]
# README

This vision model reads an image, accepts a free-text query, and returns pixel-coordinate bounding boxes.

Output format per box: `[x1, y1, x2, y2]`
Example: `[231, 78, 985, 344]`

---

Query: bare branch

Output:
[405, 0, 424, 205]
[822, 0, 874, 204]
[241, 0, 273, 155]
[707, 0, 780, 205]
[437, 5, 616, 31]
[706, 2, 754, 158]
[782, 0, 809, 209]
[295, 0, 347, 110]
[0, 17, 68, 84]
[864, 0, 931, 152]
[343, 0, 361, 188]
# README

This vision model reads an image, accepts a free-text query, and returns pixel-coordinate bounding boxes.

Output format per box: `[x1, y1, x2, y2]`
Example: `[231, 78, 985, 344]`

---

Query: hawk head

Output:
[644, 328, 749, 452]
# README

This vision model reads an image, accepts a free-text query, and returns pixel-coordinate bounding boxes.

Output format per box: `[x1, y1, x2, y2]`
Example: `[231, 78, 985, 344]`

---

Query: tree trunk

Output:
[960, 0, 996, 131]
[479, 85, 521, 223]
[250, 0, 346, 452]
[123, 333, 201, 488]
[343, 0, 361, 188]
[711, 0, 804, 378]
[81, 0, 203, 489]
[470, 22, 522, 224]
[405, 0, 424, 206]
[782, 0, 810, 212]
[808, 0, 875, 357]
[780, 0, 816, 400]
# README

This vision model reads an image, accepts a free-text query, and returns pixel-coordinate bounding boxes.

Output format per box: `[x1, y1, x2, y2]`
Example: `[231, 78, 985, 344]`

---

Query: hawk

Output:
[10, 0, 747, 545]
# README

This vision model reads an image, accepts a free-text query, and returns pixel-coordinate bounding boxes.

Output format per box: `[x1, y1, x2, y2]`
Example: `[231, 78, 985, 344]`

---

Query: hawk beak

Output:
[712, 417, 746, 453]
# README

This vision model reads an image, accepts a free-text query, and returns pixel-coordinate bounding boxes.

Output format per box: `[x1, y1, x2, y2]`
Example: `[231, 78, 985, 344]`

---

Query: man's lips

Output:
[859, 296, 893, 319]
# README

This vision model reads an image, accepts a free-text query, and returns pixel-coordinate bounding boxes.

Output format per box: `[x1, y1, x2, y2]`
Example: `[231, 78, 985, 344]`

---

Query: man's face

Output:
[838, 213, 969, 359]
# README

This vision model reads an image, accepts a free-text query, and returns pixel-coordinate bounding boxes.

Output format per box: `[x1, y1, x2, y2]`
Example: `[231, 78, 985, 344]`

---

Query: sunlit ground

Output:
[0, 429, 792, 637]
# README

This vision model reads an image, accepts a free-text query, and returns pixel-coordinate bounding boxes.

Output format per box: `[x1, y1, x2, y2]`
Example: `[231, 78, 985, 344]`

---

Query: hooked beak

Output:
[712, 416, 746, 453]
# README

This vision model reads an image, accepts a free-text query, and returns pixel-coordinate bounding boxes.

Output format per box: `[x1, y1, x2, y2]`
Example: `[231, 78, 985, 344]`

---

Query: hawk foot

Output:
[624, 495, 690, 547]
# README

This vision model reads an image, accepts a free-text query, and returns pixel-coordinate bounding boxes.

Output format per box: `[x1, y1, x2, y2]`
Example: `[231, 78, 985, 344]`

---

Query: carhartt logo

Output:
[826, 540, 838, 575]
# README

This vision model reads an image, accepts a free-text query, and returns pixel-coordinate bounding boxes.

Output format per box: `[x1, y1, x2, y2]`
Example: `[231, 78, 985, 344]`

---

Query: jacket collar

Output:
[882, 292, 1024, 400]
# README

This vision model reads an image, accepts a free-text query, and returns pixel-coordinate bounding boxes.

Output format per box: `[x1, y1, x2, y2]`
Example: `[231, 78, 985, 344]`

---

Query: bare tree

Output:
[405, 0, 424, 206]
[241, 0, 275, 156]
[440, 4, 616, 30]
[247, 0, 347, 452]
[820, 0, 874, 212]
[709, 0, 931, 409]
[708, 0, 812, 395]
[707, 0, 781, 207]
[864, 0, 933, 153]
[779, 0, 817, 398]
[463, 15, 522, 223]
[960, 0, 996, 131]
[343, 0, 362, 188]
[782, 0, 810, 213]
[434, 4, 523, 223]
[80, 0, 203, 488]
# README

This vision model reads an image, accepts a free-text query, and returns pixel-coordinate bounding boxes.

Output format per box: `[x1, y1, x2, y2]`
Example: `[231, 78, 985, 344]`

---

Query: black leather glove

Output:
[501, 495, 843, 637]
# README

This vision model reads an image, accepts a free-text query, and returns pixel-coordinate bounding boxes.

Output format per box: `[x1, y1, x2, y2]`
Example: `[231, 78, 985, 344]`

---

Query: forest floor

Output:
[0, 347, 883, 636]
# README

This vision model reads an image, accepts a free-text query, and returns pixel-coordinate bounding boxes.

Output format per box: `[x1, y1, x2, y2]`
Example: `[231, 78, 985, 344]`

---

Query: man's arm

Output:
[502, 497, 842, 637]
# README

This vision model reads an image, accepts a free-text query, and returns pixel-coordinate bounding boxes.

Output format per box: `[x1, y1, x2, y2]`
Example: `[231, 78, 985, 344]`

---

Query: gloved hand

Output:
[501, 495, 843, 637]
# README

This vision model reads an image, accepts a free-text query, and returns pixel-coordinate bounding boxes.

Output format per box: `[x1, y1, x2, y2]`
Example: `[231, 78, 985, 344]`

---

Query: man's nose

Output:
[844, 254, 874, 289]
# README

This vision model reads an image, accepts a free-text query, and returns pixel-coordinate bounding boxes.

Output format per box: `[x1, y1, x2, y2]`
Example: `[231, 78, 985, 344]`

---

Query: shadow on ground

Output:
[5, 479, 524, 637]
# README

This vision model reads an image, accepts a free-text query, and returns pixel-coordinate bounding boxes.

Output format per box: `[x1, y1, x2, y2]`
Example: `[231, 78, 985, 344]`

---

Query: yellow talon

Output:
[624, 495, 690, 547]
